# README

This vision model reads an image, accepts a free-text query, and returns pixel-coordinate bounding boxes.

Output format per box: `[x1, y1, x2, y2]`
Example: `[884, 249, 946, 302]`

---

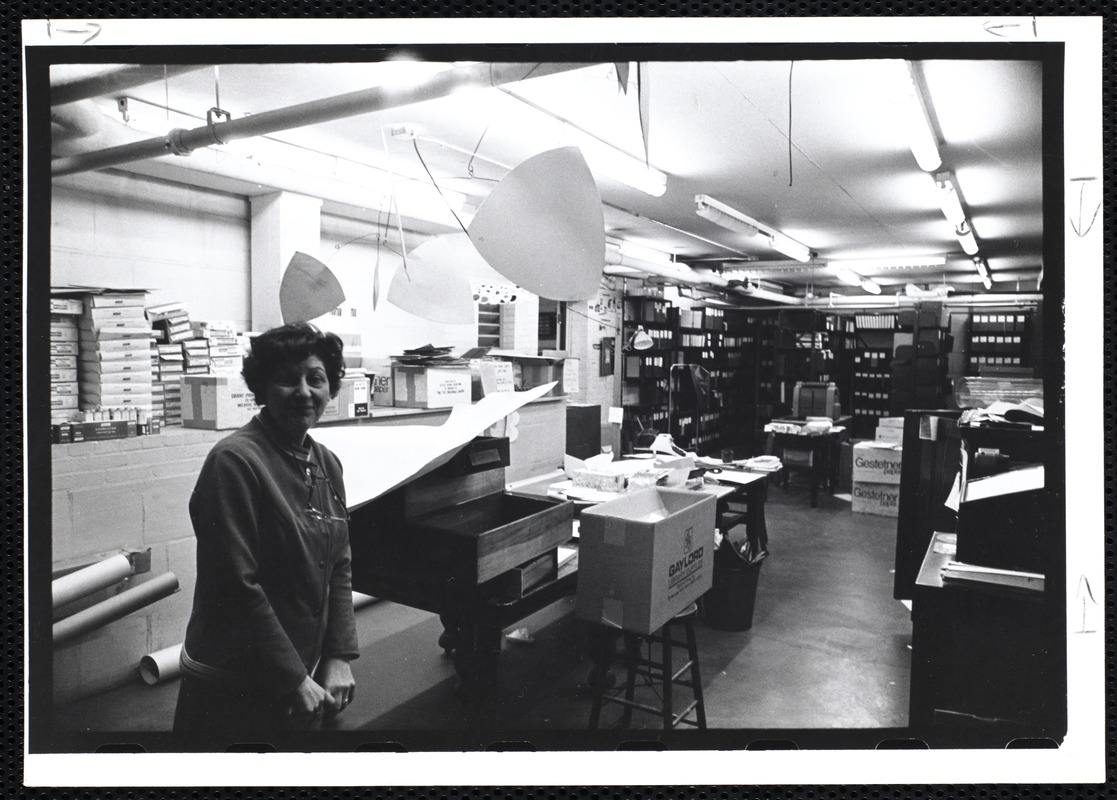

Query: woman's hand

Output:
[287, 674, 336, 722]
[318, 657, 356, 715]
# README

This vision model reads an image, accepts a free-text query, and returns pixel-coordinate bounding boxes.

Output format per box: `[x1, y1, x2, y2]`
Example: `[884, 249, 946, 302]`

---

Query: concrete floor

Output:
[52, 478, 913, 745]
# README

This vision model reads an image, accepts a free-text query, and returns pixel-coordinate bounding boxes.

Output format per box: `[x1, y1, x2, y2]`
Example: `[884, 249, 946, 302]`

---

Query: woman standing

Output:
[174, 323, 358, 736]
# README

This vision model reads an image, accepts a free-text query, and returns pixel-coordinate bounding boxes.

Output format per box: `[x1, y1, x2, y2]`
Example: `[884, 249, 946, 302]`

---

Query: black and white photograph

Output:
[21, 16, 1105, 788]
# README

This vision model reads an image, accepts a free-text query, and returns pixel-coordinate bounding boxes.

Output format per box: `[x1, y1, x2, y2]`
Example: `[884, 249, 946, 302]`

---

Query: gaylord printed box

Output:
[576, 487, 716, 636]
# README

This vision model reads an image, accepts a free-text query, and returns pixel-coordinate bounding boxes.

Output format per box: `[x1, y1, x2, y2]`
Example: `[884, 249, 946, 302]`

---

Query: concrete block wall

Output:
[565, 276, 622, 449]
[51, 427, 228, 704]
[52, 171, 252, 329]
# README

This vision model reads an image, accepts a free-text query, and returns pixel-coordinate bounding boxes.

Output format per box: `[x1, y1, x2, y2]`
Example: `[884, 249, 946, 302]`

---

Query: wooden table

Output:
[349, 470, 772, 720]
[766, 427, 848, 507]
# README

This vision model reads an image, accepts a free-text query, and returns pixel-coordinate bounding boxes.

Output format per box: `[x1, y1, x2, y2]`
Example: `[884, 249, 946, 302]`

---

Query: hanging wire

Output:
[411, 139, 469, 235]
[787, 61, 795, 188]
[466, 122, 492, 179]
[564, 303, 620, 332]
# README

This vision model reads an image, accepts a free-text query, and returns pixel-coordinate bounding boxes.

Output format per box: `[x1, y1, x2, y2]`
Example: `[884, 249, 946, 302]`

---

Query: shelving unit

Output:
[967, 311, 1032, 374]
[771, 310, 852, 419]
[620, 296, 674, 450]
[889, 306, 953, 417]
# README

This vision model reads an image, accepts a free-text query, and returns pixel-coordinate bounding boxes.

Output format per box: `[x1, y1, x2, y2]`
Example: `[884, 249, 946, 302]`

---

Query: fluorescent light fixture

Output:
[572, 129, 667, 196]
[973, 257, 993, 290]
[499, 86, 668, 197]
[695, 196, 760, 237]
[901, 61, 943, 172]
[829, 256, 946, 271]
[618, 241, 674, 267]
[694, 195, 812, 262]
[766, 231, 812, 263]
[955, 220, 979, 255]
[860, 278, 882, 295]
[835, 267, 864, 286]
[933, 172, 968, 228]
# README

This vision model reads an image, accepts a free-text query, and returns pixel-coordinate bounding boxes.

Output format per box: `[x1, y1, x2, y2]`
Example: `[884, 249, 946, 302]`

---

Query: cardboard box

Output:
[50, 297, 84, 315]
[875, 425, 905, 444]
[576, 488, 717, 636]
[851, 441, 904, 484]
[479, 360, 515, 395]
[851, 481, 901, 517]
[369, 372, 394, 407]
[318, 375, 370, 423]
[489, 352, 566, 396]
[180, 374, 260, 430]
[392, 365, 472, 409]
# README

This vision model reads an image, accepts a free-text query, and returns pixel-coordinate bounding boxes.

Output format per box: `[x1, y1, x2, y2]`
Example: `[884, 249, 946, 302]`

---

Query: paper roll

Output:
[139, 642, 183, 686]
[53, 572, 180, 647]
[52, 553, 134, 610]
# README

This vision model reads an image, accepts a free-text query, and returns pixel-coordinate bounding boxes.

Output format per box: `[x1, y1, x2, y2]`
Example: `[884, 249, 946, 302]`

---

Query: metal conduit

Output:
[50, 64, 210, 106]
[52, 61, 589, 178]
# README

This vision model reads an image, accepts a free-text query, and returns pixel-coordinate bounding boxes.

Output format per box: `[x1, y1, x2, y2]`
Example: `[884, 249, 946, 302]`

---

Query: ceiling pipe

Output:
[50, 64, 210, 106]
[604, 245, 731, 288]
[52, 61, 589, 178]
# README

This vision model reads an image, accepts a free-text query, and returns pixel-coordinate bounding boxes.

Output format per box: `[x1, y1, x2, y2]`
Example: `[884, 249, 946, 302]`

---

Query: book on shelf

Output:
[940, 560, 1044, 592]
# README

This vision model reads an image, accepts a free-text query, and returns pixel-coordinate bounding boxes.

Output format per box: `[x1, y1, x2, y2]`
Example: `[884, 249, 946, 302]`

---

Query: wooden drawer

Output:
[407, 493, 574, 584]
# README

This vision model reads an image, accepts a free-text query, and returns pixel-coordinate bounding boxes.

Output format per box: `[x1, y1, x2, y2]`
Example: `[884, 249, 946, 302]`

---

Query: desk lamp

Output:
[626, 326, 654, 351]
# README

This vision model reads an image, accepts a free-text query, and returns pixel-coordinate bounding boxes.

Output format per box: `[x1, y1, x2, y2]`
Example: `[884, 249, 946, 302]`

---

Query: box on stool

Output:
[576, 488, 716, 636]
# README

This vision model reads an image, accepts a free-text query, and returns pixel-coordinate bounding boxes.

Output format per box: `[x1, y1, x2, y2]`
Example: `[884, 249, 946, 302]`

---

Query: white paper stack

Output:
[49, 304, 82, 424]
[192, 320, 242, 376]
[77, 291, 154, 414]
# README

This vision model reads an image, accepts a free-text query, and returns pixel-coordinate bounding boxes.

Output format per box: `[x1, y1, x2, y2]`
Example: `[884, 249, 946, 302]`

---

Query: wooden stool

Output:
[588, 602, 707, 730]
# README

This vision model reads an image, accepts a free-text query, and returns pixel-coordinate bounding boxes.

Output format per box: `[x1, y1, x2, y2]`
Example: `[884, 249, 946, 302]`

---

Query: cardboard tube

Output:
[52, 553, 134, 610]
[53, 572, 179, 647]
[139, 643, 183, 686]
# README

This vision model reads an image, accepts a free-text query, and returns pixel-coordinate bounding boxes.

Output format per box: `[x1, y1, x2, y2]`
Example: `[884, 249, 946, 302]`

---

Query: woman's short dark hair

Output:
[242, 323, 347, 404]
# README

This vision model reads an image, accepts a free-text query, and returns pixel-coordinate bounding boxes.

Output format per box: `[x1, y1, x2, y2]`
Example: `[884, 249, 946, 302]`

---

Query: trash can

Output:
[703, 525, 765, 632]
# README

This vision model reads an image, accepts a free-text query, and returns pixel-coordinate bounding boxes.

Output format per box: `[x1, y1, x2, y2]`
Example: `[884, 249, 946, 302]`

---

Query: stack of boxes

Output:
[77, 291, 154, 417]
[147, 302, 192, 426]
[49, 295, 83, 426]
[183, 338, 211, 377]
[851, 417, 905, 517]
[192, 320, 241, 376]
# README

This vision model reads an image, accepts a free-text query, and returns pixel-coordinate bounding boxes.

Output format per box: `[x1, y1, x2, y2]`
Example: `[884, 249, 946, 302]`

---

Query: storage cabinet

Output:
[967, 311, 1032, 373]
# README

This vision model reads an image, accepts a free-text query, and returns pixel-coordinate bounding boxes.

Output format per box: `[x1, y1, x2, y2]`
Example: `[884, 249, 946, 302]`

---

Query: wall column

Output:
[249, 191, 323, 330]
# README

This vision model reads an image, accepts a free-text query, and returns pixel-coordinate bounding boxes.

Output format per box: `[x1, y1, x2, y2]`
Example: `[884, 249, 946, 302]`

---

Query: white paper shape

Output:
[311, 382, 556, 509]
[467, 146, 605, 301]
[280, 251, 346, 325]
[386, 237, 477, 325]
[607, 406, 625, 425]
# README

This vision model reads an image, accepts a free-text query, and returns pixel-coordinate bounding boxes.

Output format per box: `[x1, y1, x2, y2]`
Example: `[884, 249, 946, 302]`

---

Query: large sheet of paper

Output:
[312, 383, 556, 509]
